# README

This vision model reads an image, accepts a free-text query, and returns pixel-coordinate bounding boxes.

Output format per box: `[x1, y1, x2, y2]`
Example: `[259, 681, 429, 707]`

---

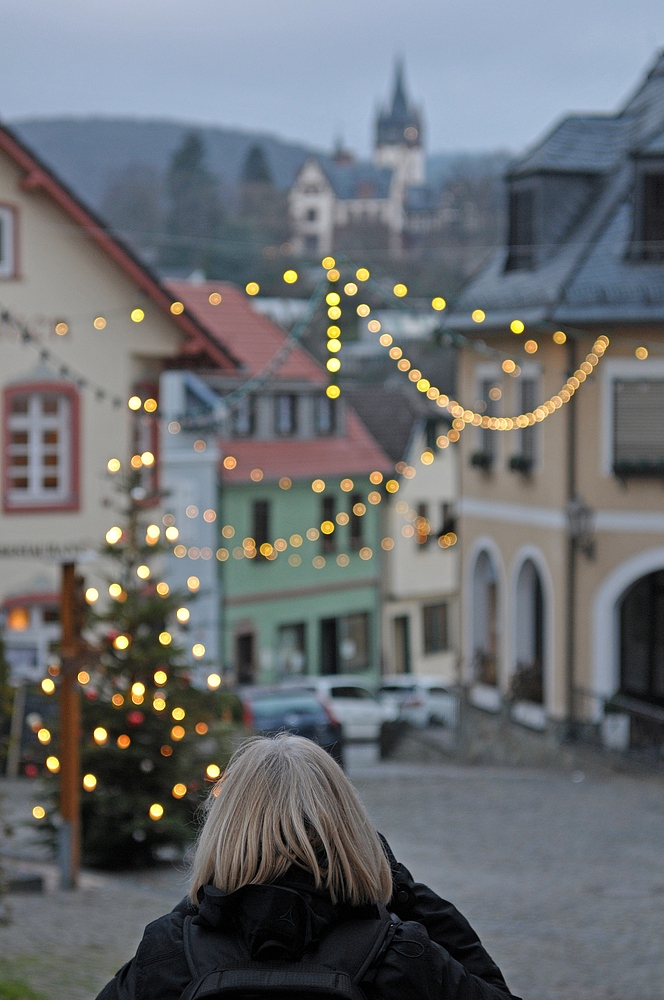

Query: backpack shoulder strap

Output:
[182, 916, 249, 981]
[313, 906, 397, 984]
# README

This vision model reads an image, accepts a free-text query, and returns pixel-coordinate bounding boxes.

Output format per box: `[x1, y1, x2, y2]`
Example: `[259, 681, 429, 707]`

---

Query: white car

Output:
[279, 676, 397, 740]
[378, 676, 459, 729]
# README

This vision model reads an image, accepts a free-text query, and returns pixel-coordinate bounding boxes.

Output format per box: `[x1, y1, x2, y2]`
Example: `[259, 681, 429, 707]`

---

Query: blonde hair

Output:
[189, 735, 392, 907]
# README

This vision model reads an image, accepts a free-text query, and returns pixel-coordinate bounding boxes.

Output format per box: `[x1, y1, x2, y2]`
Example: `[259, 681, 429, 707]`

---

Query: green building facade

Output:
[217, 474, 384, 684]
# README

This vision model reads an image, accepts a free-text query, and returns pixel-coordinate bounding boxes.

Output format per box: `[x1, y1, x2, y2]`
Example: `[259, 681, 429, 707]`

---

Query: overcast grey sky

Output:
[2, 0, 663, 156]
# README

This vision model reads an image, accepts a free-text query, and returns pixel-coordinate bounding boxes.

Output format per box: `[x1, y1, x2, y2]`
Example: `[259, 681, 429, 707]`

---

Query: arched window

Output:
[512, 559, 544, 704]
[620, 570, 664, 705]
[472, 550, 498, 685]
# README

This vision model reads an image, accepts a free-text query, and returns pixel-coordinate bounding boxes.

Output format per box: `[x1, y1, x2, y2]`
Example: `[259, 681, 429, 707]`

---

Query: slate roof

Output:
[406, 184, 439, 212]
[508, 116, 631, 177]
[318, 159, 393, 200]
[446, 50, 664, 331]
[343, 383, 450, 464]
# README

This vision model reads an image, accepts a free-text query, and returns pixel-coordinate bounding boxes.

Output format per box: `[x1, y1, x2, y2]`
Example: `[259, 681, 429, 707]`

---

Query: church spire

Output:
[375, 59, 422, 150]
[391, 59, 408, 118]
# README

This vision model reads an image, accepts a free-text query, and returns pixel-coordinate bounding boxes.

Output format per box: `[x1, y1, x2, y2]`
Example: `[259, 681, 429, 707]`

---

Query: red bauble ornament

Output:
[127, 711, 145, 725]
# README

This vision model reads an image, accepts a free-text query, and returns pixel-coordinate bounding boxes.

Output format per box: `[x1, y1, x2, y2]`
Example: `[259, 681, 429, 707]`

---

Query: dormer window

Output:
[641, 173, 664, 261]
[314, 395, 336, 436]
[274, 395, 297, 436]
[505, 189, 535, 271]
[233, 395, 255, 437]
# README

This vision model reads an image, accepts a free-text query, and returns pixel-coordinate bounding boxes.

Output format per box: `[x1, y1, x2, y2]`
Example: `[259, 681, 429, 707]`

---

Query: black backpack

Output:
[179, 906, 396, 1000]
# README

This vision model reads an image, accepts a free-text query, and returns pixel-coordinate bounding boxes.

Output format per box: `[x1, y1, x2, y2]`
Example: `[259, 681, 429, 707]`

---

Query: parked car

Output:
[378, 676, 459, 729]
[239, 687, 344, 766]
[280, 676, 397, 740]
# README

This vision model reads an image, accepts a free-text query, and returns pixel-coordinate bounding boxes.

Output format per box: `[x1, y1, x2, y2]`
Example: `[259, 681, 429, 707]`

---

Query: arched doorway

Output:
[620, 569, 664, 706]
[512, 559, 544, 704]
[472, 550, 498, 685]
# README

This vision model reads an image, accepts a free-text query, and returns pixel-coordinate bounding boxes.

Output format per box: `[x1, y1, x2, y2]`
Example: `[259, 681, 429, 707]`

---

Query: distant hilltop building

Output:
[289, 63, 438, 258]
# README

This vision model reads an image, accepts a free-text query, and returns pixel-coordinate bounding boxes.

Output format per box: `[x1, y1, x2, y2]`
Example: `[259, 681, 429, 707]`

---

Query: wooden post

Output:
[59, 562, 80, 889]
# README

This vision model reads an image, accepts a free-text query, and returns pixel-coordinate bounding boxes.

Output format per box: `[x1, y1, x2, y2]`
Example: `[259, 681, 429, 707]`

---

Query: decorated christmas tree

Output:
[76, 468, 240, 868]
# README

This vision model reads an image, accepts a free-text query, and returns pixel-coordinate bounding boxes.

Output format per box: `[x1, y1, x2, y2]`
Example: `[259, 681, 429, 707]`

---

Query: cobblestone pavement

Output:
[2, 747, 664, 999]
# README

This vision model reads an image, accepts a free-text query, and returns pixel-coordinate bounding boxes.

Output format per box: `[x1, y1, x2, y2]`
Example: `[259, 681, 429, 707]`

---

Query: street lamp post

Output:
[58, 562, 81, 889]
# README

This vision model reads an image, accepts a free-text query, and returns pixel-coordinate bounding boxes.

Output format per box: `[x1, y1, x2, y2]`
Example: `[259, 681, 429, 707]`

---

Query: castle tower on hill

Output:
[374, 61, 425, 187]
[288, 59, 430, 258]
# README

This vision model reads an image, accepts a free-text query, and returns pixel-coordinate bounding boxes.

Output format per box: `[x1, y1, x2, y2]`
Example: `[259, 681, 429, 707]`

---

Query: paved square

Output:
[1, 755, 663, 999]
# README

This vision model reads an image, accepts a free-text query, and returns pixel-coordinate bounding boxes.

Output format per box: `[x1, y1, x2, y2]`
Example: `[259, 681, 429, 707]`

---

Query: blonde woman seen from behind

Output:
[96, 735, 519, 1000]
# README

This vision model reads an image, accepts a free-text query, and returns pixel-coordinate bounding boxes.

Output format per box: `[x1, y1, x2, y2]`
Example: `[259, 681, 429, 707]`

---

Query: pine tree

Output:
[77, 469, 240, 868]
[160, 130, 225, 273]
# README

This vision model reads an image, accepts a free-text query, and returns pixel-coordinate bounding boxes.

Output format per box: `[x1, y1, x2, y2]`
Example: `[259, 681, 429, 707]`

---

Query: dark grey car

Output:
[240, 688, 344, 767]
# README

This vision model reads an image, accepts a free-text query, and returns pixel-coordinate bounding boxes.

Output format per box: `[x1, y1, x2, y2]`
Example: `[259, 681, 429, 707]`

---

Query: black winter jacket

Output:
[96, 845, 519, 1000]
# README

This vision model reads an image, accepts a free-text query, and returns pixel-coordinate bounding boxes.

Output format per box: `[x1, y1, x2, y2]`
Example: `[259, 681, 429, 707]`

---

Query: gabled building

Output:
[161, 282, 393, 683]
[345, 384, 458, 681]
[289, 63, 431, 257]
[0, 123, 235, 682]
[444, 51, 664, 740]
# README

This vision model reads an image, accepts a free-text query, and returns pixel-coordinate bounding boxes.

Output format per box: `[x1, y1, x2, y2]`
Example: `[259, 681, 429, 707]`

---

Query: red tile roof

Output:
[166, 281, 393, 481]
[220, 410, 393, 483]
[166, 281, 325, 382]
[0, 125, 235, 370]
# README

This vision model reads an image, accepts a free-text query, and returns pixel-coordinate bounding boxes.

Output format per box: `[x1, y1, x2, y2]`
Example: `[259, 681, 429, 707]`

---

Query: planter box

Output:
[469, 684, 502, 713]
[601, 712, 630, 751]
[511, 700, 547, 731]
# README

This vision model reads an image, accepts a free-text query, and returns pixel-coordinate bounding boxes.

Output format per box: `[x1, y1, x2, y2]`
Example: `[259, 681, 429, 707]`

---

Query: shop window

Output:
[4, 383, 79, 511]
[6, 606, 30, 631]
[320, 612, 370, 674]
[620, 569, 664, 705]
[393, 616, 411, 674]
[277, 623, 307, 675]
[339, 613, 370, 672]
[423, 603, 448, 653]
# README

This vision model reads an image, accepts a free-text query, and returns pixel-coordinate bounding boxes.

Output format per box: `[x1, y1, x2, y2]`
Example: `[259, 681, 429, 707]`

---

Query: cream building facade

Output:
[0, 125, 233, 680]
[445, 51, 664, 739]
[344, 385, 459, 681]
[382, 423, 458, 682]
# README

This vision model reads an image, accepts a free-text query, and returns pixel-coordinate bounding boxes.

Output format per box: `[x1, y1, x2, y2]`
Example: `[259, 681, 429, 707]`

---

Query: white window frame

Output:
[600, 358, 664, 477]
[0, 204, 17, 279]
[6, 391, 73, 506]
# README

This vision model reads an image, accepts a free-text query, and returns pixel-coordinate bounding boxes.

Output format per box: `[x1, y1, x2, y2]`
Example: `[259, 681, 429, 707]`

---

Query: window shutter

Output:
[614, 380, 664, 468]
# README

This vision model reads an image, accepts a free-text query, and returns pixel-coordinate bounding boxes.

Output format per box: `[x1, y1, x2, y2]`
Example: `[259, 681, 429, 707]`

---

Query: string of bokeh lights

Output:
[99, 464, 459, 588]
